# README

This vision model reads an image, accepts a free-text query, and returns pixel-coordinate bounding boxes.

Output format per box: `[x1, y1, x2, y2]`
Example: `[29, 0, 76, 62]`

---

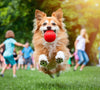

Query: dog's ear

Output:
[52, 8, 63, 22]
[35, 9, 46, 22]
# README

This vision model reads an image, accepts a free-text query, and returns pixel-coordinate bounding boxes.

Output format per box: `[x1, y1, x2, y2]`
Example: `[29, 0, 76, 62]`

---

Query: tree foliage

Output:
[0, 0, 100, 64]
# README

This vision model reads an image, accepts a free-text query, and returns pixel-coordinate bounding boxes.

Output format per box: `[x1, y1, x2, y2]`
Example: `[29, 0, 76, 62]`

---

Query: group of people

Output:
[0, 28, 91, 77]
[13, 43, 34, 70]
[0, 30, 34, 77]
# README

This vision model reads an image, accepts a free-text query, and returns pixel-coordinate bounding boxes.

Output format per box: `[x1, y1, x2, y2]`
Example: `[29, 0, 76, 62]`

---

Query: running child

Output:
[0, 30, 25, 77]
[74, 29, 89, 71]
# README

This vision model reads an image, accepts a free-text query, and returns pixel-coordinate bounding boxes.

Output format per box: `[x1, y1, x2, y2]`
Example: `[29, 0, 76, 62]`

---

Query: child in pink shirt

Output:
[73, 52, 79, 65]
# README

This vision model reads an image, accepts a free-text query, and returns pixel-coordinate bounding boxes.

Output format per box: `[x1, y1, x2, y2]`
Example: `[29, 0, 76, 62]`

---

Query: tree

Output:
[0, 0, 100, 64]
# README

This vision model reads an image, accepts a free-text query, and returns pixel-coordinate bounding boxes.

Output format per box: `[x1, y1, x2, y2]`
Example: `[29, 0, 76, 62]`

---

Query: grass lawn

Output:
[0, 66, 100, 90]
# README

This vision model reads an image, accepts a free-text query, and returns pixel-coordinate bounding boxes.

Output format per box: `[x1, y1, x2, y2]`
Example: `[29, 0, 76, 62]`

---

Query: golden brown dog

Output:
[32, 8, 70, 78]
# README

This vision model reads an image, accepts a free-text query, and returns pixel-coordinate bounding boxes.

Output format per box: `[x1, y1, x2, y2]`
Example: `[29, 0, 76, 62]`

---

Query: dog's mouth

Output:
[43, 30, 56, 34]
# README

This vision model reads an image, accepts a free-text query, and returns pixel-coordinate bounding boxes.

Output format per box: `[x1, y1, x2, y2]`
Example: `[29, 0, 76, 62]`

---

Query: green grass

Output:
[0, 66, 100, 90]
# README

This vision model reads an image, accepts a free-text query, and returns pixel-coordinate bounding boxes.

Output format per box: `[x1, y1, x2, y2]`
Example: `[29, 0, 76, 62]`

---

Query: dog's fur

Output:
[32, 9, 70, 76]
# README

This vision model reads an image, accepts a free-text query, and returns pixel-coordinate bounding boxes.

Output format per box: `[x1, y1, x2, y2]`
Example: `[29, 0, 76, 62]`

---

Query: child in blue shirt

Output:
[22, 42, 34, 70]
[0, 30, 25, 77]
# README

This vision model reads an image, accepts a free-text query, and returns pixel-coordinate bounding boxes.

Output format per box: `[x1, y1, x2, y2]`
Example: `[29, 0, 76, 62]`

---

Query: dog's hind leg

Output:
[41, 67, 55, 78]
[49, 74, 55, 78]
[56, 71, 61, 77]
[55, 64, 66, 77]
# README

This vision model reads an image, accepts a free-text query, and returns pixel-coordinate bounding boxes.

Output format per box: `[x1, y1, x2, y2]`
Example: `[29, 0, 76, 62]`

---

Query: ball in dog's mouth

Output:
[44, 30, 56, 42]
[44, 30, 56, 33]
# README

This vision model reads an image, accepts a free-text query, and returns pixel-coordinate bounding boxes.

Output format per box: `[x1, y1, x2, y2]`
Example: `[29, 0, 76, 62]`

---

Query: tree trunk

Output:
[86, 30, 98, 65]
[86, 18, 99, 65]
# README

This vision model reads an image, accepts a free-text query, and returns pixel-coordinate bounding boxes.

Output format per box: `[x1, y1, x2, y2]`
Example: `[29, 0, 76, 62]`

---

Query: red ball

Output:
[44, 30, 56, 42]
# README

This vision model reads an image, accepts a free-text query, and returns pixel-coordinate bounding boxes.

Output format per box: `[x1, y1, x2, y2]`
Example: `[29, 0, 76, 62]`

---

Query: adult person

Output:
[74, 28, 89, 71]
[22, 42, 34, 70]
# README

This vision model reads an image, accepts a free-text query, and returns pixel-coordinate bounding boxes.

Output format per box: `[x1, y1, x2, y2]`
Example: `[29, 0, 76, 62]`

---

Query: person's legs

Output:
[30, 65, 32, 69]
[15, 60, 18, 69]
[75, 60, 78, 65]
[9, 56, 17, 77]
[1, 61, 3, 67]
[74, 63, 80, 70]
[29, 57, 34, 69]
[18, 64, 20, 69]
[21, 64, 23, 69]
[74, 50, 84, 70]
[1, 64, 9, 74]
[80, 64, 85, 71]
[2, 61, 5, 69]
[0, 62, 1, 69]
[25, 58, 28, 70]
[1, 57, 9, 74]
[13, 64, 16, 76]
[99, 58, 100, 65]
[80, 51, 89, 71]
[25, 65, 27, 70]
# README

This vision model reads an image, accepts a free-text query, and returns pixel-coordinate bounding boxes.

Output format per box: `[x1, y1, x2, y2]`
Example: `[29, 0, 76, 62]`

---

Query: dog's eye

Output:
[52, 23, 56, 26]
[43, 23, 47, 26]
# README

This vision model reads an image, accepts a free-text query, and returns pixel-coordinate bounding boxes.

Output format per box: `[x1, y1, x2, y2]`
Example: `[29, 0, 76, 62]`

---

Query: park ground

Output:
[0, 66, 100, 90]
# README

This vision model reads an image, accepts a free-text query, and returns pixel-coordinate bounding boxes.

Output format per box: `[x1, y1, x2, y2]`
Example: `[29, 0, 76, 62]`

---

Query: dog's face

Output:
[35, 9, 63, 35]
[39, 17, 60, 34]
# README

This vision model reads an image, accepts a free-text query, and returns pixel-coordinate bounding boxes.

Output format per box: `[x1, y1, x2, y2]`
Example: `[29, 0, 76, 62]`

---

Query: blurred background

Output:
[0, 0, 100, 65]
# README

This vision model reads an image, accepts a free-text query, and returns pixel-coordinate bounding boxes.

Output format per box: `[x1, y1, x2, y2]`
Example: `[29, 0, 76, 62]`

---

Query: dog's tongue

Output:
[44, 30, 56, 42]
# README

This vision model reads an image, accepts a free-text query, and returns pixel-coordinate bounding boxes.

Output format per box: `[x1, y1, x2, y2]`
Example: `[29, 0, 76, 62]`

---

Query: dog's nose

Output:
[47, 26, 51, 30]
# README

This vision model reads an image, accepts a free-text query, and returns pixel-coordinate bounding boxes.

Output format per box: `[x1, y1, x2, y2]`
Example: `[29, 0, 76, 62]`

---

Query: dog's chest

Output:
[43, 41, 58, 58]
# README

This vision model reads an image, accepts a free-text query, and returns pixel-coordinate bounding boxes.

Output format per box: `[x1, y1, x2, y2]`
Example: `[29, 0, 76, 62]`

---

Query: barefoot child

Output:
[0, 30, 25, 77]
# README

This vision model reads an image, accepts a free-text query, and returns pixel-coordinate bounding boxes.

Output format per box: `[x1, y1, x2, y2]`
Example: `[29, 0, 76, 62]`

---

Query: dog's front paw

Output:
[55, 51, 65, 64]
[39, 54, 49, 67]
